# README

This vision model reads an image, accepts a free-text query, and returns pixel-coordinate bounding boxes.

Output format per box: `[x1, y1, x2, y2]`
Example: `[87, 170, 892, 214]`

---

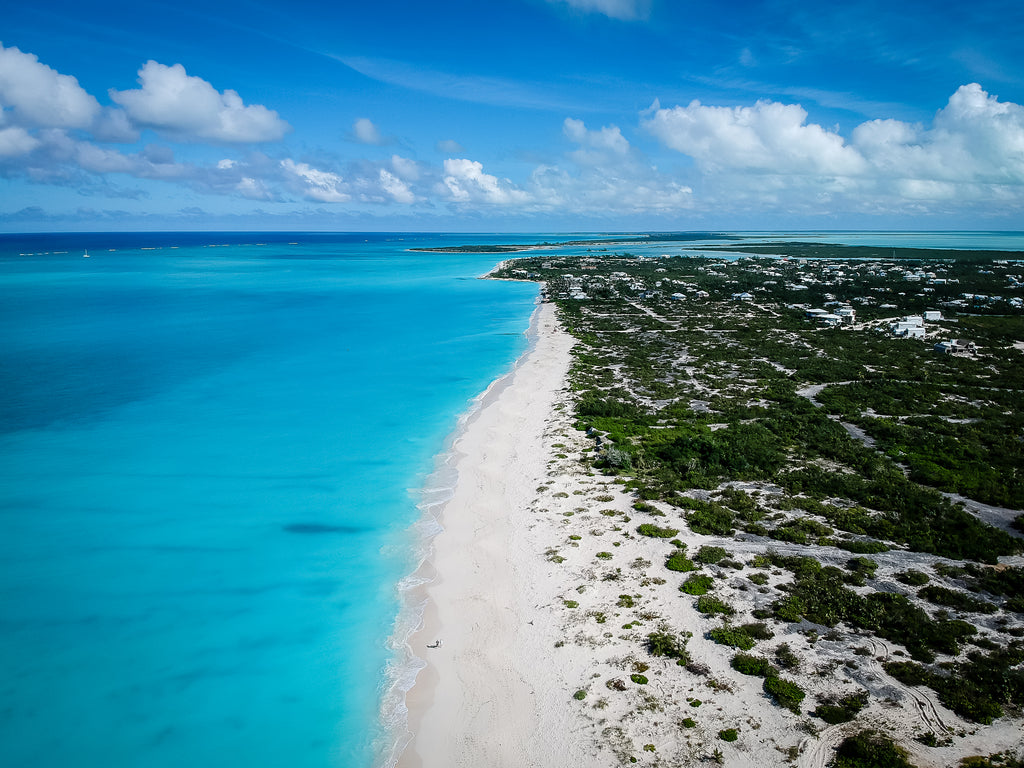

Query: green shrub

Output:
[596, 551, 613, 560]
[709, 626, 755, 650]
[697, 595, 735, 616]
[847, 557, 879, 578]
[813, 691, 869, 724]
[686, 504, 735, 536]
[681, 717, 696, 728]
[834, 730, 916, 768]
[739, 622, 774, 640]
[696, 545, 729, 564]
[646, 631, 691, 663]
[718, 728, 739, 742]
[731, 653, 775, 677]
[918, 585, 998, 614]
[630, 673, 649, 685]
[883, 661, 930, 686]
[573, 689, 587, 700]
[681, 574, 715, 595]
[665, 551, 697, 572]
[774, 643, 800, 670]
[837, 539, 890, 554]
[895, 570, 930, 586]
[763, 676, 806, 713]
[636, 523, 679, 538]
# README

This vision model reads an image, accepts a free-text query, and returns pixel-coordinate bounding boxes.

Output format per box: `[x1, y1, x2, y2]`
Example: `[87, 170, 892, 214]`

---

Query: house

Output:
[923, 310, 943, 322]
[934, 339, 977, 355]
[731, 292, 754, 301]
[891, 315, 925, 338]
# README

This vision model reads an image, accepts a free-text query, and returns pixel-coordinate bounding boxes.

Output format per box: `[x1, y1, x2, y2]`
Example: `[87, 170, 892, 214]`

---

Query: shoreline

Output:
[393, 299, 585, 767]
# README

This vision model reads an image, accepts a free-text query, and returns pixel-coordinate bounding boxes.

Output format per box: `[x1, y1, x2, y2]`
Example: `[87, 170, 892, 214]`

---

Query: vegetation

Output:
[491, 243, 1024, 752]
[636, 523, 679, 538]
[646, 631, 691, 664]
[665, 550, 697, 572]
[834, 730, 917, 768]
[730, 653, 775, 678]
[680, 574, 715, 595]
[813, 691, 869, 724]
[763, 675, 806, 713]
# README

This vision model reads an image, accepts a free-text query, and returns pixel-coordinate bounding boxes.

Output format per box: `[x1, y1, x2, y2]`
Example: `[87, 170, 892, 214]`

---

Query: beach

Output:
[398, 299, 597, 767]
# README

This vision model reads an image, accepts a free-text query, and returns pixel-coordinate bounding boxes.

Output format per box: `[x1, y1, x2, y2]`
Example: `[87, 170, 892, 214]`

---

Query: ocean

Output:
[0, 232, 540, 768]
[1, 230, 1021, 768]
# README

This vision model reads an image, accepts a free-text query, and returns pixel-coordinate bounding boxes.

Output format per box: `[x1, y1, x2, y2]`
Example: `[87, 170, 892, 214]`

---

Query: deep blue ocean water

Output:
[0, 233, 540, 768]
[1, 230, 1021, 768]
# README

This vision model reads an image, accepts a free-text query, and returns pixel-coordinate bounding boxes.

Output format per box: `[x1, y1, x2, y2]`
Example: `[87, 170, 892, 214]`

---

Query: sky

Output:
[2, 0, 1023, 232]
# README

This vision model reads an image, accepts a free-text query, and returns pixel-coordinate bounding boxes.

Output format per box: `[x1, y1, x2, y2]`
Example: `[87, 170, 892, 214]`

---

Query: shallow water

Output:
[0, 233, 538, 768]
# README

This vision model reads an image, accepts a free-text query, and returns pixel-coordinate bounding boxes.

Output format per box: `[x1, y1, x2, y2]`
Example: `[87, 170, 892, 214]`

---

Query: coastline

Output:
[392, 299, 588, 768]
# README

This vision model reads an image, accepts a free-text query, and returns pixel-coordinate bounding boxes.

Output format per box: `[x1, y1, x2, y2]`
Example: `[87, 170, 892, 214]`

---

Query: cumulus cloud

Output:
[442, 158, 530, 205]
[0, 44, 101, 129]
[643, 98, 865, 176]
[280, 158, 349, 202]
[642, 83, 1024, 215]
[563, 118, 629, 154]
[851, 83, 1024, 185]
[546, 0, 650, 21]
[379, 168, 416, 203]
[0, 126, 40, 156]
[110, 61, 290, 142]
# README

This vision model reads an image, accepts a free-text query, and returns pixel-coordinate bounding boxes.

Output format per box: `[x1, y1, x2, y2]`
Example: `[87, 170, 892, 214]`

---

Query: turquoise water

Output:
[0, 233, 538, 768]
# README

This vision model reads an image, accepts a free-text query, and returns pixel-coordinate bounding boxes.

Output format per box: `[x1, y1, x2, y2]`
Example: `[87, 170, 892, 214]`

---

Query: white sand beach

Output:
[397, 299, 1024, 768]
[398, 300, 596, 767]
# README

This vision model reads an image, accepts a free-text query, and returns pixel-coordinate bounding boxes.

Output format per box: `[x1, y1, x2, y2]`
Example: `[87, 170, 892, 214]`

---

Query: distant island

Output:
[409, 233, 742, 253]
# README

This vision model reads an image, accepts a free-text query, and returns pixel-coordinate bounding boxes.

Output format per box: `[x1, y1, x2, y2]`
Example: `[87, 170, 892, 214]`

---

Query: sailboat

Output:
[83, 249, 90, 258]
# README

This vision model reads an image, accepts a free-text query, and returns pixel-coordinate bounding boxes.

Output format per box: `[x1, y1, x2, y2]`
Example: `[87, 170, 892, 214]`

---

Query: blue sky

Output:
[2, 0, 1023, 231]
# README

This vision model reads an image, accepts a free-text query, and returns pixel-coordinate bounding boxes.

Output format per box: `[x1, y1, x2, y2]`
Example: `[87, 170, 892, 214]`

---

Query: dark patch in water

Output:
[283, 523, 363, 535]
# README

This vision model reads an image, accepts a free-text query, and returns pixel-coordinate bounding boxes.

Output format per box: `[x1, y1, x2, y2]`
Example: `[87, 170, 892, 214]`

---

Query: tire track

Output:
[867, 637, 952, 736]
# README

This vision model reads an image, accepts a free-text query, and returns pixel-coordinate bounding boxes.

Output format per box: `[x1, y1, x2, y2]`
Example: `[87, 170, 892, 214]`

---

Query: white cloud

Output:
[442, 158, 529, 205]
[643, 98, 865, 176]
[91, 107, 140, 143]
[110, 61, 290, 142]
[563, 118, 629, 154]
[641, 83, 1024, 216]
[390, 154, 420, 181]
[0, 126, 40, 156]
[280, 158, 349, 202]
[0, 43, 101, 129]
[236, 176, 273, 200]
[546, 0, 650, 21]
[379, 168, 416, 203]
[352, 117, 387, 145]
